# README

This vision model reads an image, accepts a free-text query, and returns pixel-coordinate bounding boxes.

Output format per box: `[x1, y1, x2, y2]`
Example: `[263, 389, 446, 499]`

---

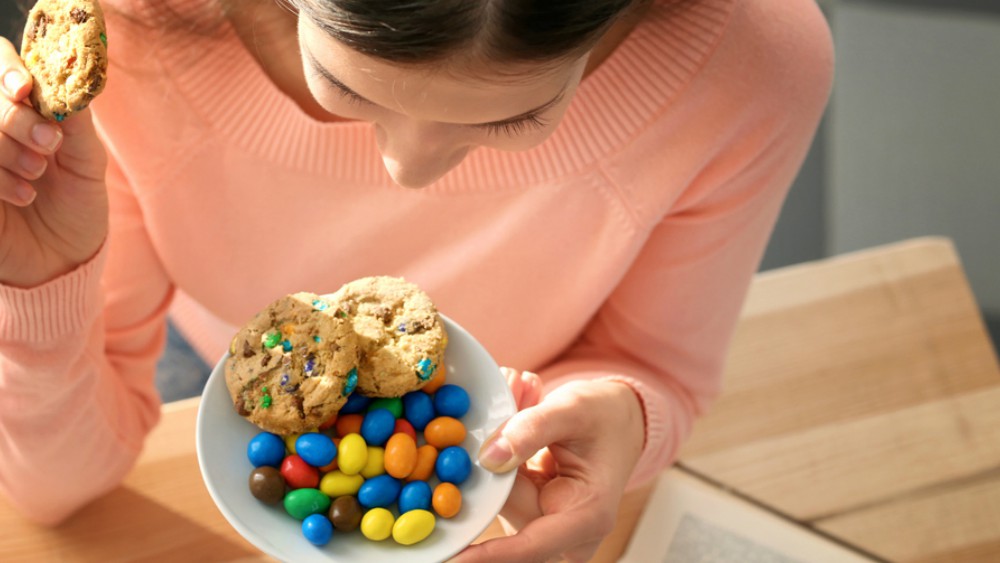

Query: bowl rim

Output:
[195, 311, 517, 561]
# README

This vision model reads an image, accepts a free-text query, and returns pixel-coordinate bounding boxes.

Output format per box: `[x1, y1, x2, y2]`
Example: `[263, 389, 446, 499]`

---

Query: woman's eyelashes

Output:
[328, 82, 550, 137]
[476, 114, 549, 137]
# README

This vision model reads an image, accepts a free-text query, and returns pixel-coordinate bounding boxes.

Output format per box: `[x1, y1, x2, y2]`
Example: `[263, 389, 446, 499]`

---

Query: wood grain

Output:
[817, 470, 1000, 562]
[680, 237, 1000, 561]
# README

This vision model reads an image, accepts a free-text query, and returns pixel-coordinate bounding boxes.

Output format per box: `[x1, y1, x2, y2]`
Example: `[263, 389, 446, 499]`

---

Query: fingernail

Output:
[15, 181, 36, 205]
[31, 123, 62, 152]
[3, 70, 26, 97]
[479, 435, 514, 472]
[18, 150, 46, 176]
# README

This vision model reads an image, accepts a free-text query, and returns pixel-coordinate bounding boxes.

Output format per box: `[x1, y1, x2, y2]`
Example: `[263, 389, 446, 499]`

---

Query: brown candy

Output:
[329, 495, 363, 532]
[248, 466, 285, 505]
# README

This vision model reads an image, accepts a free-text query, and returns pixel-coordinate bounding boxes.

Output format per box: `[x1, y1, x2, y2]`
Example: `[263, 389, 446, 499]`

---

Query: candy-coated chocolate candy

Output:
[284, 433, 301, 455]
[337, 433, 368, 476]
[302, 513, 334, 546]
[432, 482, 462, 518]
[394, 419, 417, 441]
[248, 466, 285, 504]
[407, 445, 438, 482]
[398, 480, 432, 513]
[319, 470, 365, 498]
[433, 385, 470, 419]
[435, 446, 472, 485]
[284, 488, 331, 520]
[296, 433, 337, 468]
[384, 433, 418, 479]
[361, 446, 386, 478]
[318, 438, 340, 473]
[424, 417, 467, 449]
[402, 391, 435, 431]
[281, 455, 320, 489]
[368, 397, 403, 418]
[392, 509, 436, 546]
[340, 393, 372, 414]
[247, 432, 285, 468]
[420, 367, 446, 394]
[357, 474, 402, 508]
[318, 413, 338, 430]
[329, 495, 363, 532]
[361, 408, 395, 446]
[335, 414, 364, 438]
[361, 507, 395, 541]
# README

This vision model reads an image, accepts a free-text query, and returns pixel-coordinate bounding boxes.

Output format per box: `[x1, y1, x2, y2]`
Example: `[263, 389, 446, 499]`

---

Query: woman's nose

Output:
[375, 119, 470, 189]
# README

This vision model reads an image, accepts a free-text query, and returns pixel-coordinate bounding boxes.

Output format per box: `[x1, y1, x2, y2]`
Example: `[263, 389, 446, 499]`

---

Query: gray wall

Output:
[764, 0, 999, 318]
[762, 0, 1000, 347]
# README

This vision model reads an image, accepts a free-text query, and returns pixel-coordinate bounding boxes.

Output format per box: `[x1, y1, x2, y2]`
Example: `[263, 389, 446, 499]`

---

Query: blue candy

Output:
[436, 446, 472, 485]
[402, 391, 435, 431]
[398, 481, 433, 514]
[295, 433, 337, 468]
[433, 385, 470, 419]
[360, 408, 396, 446]
[302, 513, 334, 546]
[340, 392, 371, 414]
[247, 432, 285, 468]
[357, 474, 402, 508]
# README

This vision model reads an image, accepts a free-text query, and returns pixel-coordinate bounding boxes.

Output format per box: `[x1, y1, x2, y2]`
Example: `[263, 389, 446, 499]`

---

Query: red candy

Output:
[281, 455, 319, 489]
[336, 414, 364, 437]
[394, 419, 417, 441]
[318, 413, 338, 430]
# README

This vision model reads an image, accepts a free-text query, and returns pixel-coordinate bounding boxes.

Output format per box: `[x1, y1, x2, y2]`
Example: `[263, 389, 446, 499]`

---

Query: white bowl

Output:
[196, 313, 517, 562]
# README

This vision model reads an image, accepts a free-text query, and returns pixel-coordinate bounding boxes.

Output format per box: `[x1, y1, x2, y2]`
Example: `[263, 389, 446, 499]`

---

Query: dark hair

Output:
[292, 0, 646, 67]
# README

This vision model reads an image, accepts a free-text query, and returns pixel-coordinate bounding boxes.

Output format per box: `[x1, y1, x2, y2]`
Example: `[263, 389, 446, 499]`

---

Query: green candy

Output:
[283, 488, 331, 521]
[263, 331, 281, 349]
[368, 397, 403, 419]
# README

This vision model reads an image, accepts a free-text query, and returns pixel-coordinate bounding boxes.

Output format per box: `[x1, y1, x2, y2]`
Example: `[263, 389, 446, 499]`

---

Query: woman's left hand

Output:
[451, 369, 646, 563]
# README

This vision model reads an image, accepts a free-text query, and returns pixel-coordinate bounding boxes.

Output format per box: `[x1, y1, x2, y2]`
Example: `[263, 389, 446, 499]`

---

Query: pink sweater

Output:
[0, 0, 832, 524]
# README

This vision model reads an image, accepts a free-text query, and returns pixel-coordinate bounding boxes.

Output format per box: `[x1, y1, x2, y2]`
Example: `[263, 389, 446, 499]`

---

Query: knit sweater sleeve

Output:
[0, 156, 170, 525]
[540, 0, 834, 488]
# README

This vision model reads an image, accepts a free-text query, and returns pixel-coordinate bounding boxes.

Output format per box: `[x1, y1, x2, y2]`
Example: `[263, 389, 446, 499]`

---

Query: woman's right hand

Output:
[0, 37, 108, 288]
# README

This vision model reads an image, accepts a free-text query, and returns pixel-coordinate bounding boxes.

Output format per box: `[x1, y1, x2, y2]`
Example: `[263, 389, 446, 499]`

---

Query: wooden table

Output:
[2, 238, 998, 562]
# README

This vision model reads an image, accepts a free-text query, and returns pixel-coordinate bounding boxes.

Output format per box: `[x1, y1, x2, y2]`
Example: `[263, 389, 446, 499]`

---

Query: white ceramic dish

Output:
[196, 312, 516, 562]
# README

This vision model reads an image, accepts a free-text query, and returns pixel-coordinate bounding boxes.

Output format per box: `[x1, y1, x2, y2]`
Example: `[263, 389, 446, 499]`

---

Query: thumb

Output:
[478, 396, 575, 474]
[52, 107, 107, 182]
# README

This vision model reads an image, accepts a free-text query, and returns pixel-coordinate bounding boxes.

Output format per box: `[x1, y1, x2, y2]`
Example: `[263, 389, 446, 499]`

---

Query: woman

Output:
[0, 0, 832, 560]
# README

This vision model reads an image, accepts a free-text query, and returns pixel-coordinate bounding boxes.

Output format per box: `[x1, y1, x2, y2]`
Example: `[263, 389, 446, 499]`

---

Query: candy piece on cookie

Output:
[20, 0, 108, 121]
[329, 276, 448, 398]
[225, 292, 361, 435]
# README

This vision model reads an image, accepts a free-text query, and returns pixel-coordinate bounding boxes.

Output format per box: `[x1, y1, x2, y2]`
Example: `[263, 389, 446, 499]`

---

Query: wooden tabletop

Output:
[1, 237, 998, 562]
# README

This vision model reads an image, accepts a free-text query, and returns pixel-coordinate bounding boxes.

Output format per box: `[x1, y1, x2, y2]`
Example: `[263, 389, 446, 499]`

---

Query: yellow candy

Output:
[319, 470, 365, 498]
[283, 430, 317, 455]
[284, 433, 301, 455]
[360, 446, 386, 479]
[338, 433, 368, 476]
[392, 509, 436, 545]
[361, 508, 395, 541]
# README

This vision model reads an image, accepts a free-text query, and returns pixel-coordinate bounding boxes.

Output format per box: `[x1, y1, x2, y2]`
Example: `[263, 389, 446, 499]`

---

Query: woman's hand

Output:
[453, 369, 645, 562]
[0, 37, 109, 288]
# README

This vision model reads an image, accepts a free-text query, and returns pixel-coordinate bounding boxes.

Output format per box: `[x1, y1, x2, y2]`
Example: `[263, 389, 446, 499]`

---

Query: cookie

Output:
[20, 0, 108, 121]
[329, 276, 448, 398]
[225, 293, 361, 435]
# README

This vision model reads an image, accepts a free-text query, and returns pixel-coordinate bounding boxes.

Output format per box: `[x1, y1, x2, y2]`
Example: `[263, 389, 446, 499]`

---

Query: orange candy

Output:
[407, 445, 438, 482]
[318, 438, 341, 473]
[420, 367, 446, 394]
[336, 414, 364, 437]
[432, 482, 462, 518]
[424, 417, 466, 449]
[384, 433, 418, 479]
